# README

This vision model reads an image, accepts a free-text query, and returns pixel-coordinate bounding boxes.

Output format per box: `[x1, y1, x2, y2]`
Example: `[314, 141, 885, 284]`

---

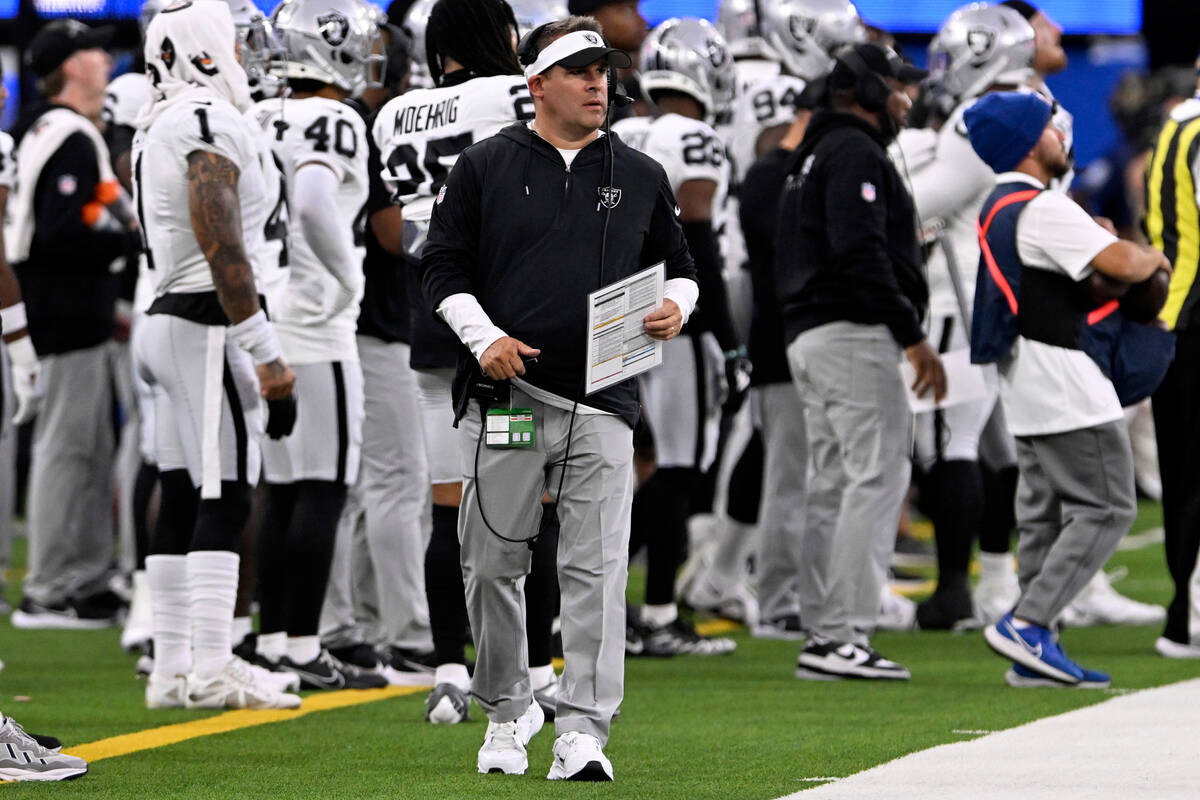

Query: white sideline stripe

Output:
[950, 729, 991, 735]
[778, 678, 1200, 799]
[1117, 527, 1164, 551]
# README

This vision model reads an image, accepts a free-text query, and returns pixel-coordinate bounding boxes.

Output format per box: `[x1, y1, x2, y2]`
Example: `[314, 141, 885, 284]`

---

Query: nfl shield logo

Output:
[860, 182, 876, 203]
[598, 186, 622, 210]
[58, 174, 77, 196]
[436, 185, 447, 205]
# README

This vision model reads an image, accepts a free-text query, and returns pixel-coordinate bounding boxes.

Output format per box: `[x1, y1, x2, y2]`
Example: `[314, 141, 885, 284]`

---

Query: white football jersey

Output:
[0, 131, 14, 190]
[373, 74, 532, 231]
[728, 75, 806, 182]
[613, 113, 728, 212]
[246, 98, 293, 318]
[733, 57, 782, 95]
[255, 96, 367, 364]
[133, 96, 270, 298]
[104, 72, 153, 130]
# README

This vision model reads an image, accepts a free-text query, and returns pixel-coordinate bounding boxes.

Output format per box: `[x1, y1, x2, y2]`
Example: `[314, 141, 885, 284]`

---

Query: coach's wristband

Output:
[0, 302, 28, 336]
[228, 309, 283, 365]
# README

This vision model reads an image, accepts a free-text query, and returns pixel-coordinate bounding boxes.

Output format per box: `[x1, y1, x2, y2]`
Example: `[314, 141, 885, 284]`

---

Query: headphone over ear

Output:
[517, 21, 550, 67]
[835, 46, 891, 113]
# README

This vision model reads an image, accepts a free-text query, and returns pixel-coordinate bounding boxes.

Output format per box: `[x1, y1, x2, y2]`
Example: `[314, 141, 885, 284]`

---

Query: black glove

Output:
[722, 347, 752, 416]
[266, 395, 298, 440]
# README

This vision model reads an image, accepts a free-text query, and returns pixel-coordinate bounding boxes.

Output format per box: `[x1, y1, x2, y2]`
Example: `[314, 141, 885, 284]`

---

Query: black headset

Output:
[834, 46, 891, 113]
[516, 22, 632, 107]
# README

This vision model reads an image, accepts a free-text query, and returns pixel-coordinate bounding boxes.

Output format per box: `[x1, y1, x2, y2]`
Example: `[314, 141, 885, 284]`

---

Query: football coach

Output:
[421, 15, 699, 783]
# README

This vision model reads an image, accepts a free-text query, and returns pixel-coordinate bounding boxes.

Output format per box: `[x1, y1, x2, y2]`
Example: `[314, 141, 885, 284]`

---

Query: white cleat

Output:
[876, 587, 916, 632]
[477, 700, 544, 775]
[1155, 637, 1200, 659]
[1060, 569, 1166, 627]
[120, 571, 153, 652]
[972, 574, 1021, 626]
[237, 656, 301, 693]
[145, 673, 188, 709]
[546, 731, 614, 781]
[185, 658, 302, 710]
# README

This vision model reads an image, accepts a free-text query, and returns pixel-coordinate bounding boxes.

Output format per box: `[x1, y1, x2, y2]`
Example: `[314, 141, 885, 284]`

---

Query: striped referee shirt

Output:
[1145, 95, 1200, 330]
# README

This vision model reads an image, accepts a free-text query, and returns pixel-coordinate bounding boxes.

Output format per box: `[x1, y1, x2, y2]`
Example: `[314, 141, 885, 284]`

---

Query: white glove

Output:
[6, 335, 44, 425]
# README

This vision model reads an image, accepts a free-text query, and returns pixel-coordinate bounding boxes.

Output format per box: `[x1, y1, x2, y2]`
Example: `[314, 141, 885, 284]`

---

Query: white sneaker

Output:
[1061, 569, 1166, 628]
[477, 700, 544, 775]
[120, 571, 153, 651]
[237, 655, 301, 693]
[0, 715, 87, 782]
[1155, 636, 1200, 659]
[685, 576, 760, 626]
[145, 673, 187, 709]
[546, 731, 614, 781]
[876, 588, 916, 632]
[185, 658, 302, 710]
[426, 683, 471, 724]
[972, 572, 1020, 626]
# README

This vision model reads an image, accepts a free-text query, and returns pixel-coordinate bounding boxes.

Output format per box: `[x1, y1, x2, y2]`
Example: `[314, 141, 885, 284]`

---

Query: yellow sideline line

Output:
[66, 684, 428, 763]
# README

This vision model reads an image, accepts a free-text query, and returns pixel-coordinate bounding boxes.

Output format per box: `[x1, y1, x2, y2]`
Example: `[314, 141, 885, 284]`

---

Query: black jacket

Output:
[13, 103, 126, 356]
[741, 146, 791, 386]
[774, 111, 926, 348]
[422, 122, 696, 427]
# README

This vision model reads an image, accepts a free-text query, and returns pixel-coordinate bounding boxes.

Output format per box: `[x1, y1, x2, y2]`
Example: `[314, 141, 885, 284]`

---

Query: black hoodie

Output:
[422, 122, 696, 427]
[773, 110, 927, 349]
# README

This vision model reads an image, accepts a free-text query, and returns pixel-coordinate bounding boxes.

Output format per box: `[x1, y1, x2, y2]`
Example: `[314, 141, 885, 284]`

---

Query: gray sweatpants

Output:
[1012, 420, 1137, 626]
[322, 336, 432, 651]
[754, 382, 812, 623]
[459, 387, 632, 744]
[24, 343, 115, 605]
[787, 322, 912, 645]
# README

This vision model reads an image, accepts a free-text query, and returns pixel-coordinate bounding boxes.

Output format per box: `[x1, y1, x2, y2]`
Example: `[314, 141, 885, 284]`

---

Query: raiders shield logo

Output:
[597, 186, 621, 210]
[707, 40, 727, 68]
[160, 36, 176, 70]
[190, 52, 219, 76]
[583, 32, 602, 46]
[318, 11, 350, 46]
[966, 27, 996, 62]
[788, 13, 816, 42]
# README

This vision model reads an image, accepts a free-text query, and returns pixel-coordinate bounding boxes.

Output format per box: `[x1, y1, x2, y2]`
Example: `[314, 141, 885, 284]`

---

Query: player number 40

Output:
[303, 116, 358, 158]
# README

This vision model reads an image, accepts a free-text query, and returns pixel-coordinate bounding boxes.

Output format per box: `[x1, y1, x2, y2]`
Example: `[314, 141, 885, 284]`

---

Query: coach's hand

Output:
[480, 337, 541, 380]
[257, 359, 296, 401]
[644, 299, 683, 341]
[905, 340, 947, 403]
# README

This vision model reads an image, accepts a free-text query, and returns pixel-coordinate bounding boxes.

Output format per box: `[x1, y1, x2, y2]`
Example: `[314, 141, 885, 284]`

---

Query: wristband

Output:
[723, 345, 748, 361]
[228, 309, 283, 365]
[0, 302, 27, 336]
[5, 334, 37, 368]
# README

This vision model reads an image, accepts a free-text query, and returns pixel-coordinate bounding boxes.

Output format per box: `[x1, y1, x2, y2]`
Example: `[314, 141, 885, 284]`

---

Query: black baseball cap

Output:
[28, 20, 114, 78]
[836, 42, 928, 87]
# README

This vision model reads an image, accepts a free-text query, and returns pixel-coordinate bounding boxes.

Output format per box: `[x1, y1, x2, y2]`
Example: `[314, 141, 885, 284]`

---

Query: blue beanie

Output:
[963, 92, 1054, 174]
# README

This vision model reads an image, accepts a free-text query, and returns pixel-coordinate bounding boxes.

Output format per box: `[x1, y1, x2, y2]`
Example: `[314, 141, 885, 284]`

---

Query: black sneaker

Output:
[751, 613, 807, 640]
[916, 587, 977, 631]
[328, 643, 381, 670]
[625, 622, 645, 656]
[379, 646, 436, 686]
[634, 618, 736, 657]
[279, 650, 385, 690]
[325, 649, 388, 689]
[11, 597, 114, 630]
[795, 637, 911, 681]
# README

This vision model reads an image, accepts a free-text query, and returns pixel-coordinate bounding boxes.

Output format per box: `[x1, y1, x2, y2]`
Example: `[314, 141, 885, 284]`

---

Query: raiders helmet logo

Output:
[966, 27, 997, 62]
[788, 13, 816, 42]
[707, 40, 727, 68]
[318, 11, 350, 46]
[583, 32, 601, 46]
[597, 186, 622, 210]
[190, 52, 219, 76]
[160, 36, 176, 70]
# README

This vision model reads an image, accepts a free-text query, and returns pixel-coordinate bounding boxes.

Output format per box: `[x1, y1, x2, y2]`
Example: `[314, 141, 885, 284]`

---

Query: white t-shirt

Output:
[256, 96, 367, 364]
[133, 95, 270, 297]
[996, 172, 1123, 436]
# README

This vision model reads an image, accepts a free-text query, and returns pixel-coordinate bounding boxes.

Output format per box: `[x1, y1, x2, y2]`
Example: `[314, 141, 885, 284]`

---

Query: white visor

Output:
[523, 30, 631, 79]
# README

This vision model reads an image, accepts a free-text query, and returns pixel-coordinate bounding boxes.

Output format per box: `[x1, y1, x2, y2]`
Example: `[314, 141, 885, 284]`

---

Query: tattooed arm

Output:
[187, 150, 294, 399]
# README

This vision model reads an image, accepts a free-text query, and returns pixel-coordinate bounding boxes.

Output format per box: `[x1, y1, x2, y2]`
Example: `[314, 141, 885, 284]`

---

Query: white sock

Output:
[231, 616, 252, 648]
[286, 635, 321, 665]
[434, 663, 470, 691]
[257, 631, 287, 663]
[529, 664, 555, 691]
[187, 550, 240, 680]
[146, 555, 190, 680]
[978, 552, 1016, 584]
[642, 603, 678, 628]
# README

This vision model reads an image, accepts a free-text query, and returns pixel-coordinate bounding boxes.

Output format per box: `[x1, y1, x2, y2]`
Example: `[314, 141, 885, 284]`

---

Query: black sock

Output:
[526, 504, 559, 667]
[726, 429, 764, 526]
[150, 469, 198, 556]
[927, 460, 983, 594]
[257, 482, 297, 635]
[425, 503, 468, 665]
[634, 467, 701, 607]
[979, 465, 1019, 555]
[132, 461, 159, 570]
[192, 481, 252, 553]
[282, 480, 346, 637]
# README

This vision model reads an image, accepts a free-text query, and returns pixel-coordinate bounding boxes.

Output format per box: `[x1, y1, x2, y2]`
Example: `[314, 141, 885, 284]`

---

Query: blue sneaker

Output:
[1004, 663, 1111, 689]
[984, 613, 1084, 684]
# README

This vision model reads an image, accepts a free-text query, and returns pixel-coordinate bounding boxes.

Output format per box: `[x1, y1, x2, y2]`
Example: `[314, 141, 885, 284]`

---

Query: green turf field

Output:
[1, 501, 1197, 799]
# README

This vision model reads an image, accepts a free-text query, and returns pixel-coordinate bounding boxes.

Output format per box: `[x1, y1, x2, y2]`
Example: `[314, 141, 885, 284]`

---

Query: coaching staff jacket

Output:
[774, 111, 927, 348]
[422, 122, 697, 428]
